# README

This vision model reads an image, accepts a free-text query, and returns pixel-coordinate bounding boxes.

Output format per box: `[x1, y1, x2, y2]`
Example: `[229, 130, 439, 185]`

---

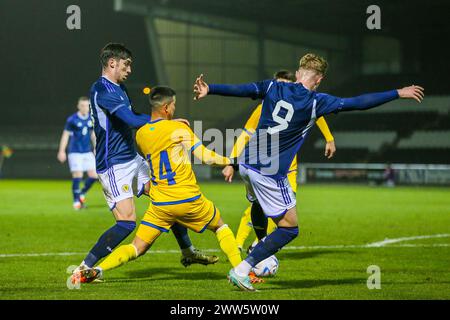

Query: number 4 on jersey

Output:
[147, 151, 176, 186]
[159, 150, 176, 185]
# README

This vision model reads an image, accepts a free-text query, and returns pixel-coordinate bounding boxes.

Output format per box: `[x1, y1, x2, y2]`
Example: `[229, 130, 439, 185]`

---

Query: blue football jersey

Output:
[64, 112, 94, 154]
[239, 80, 344, 178]
[90, 76, 137, 173]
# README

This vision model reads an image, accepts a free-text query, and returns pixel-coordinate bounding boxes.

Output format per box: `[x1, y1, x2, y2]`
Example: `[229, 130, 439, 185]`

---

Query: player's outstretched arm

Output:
[317, 85, 425, 115]
[343, 85, 424, 110]
[193, 74, 272, 101]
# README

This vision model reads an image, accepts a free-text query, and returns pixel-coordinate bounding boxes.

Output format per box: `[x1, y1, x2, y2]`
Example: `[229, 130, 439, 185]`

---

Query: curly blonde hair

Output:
[299, 53, 328, 75]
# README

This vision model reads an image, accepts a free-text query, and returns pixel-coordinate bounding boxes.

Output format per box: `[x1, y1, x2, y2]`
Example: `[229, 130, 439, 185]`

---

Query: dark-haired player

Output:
[71, 43, 217, 283]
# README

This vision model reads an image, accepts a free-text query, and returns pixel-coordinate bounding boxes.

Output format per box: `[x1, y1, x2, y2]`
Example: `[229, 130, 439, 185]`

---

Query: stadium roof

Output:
[119, 0, 450, 37]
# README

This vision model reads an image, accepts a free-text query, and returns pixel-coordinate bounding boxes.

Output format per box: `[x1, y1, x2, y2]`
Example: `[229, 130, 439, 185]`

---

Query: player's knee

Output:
[88, 172, 98, 179]
[114, 199, 136, 220]
[208, 218, 224, 232]
[274, 208, 297, 227]
[72, 172, 83, 178]
[116, 212, 136, 222]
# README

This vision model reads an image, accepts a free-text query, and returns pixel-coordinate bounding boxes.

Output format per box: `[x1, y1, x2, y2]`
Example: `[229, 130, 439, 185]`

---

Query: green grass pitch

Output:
[0, 180, 449, 300]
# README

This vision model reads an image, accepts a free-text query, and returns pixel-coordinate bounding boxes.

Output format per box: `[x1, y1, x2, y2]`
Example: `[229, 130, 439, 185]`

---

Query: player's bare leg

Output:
[112, 197, 136, 222]
[273, 206, 298, 228]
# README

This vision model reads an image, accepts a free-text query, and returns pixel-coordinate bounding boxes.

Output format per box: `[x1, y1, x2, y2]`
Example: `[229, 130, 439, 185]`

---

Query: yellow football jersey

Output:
[136, 119, 230, 205]
[230, 103, 334, 174]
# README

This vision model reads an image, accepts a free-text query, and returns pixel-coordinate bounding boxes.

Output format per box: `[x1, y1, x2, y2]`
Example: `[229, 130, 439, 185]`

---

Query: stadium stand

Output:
[398, 131, 450, 149]
[314, 131, 397, 152]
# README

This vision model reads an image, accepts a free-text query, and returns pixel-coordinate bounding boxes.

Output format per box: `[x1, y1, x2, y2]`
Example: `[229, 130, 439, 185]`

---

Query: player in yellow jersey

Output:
[223, 70, 336, 252]
[80, 86, 261, 291]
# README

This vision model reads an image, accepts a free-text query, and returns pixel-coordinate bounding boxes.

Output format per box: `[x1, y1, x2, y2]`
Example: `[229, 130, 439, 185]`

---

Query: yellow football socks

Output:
[235, 206, 279, 249]
[98, 244, 137, 271]
[215, 224, 242, 267]
[267, 219, 277, 235]
[235, 206, 252, 249]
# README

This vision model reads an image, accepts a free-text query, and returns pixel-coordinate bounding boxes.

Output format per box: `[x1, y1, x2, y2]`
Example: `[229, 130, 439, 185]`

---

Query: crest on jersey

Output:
[122, 184, 131, 193]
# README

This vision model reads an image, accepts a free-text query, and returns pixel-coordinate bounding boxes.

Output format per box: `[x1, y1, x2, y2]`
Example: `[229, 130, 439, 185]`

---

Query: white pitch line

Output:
[0, 252, 85, 258]
[365, 233, 450, 247]
[1, 234, 449, 258]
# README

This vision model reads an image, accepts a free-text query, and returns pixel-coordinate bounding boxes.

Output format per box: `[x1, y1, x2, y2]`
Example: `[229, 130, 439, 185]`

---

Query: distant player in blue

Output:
[71, 43, 218, 284]
[193, 53, 425, 291]
[57, 96, 97, 210]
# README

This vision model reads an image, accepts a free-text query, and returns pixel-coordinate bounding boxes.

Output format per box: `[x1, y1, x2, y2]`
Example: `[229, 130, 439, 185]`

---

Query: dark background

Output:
[1, 0, 449, 178]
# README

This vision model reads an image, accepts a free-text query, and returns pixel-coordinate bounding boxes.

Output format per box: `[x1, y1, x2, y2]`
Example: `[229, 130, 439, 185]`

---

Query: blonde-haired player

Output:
[194, 51, 424, 290]
[80, 86, 261, 290]
[224, 69, 336, 252]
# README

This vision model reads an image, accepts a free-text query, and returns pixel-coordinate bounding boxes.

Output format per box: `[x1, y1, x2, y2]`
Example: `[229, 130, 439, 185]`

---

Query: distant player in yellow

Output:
[223, 70, 336, 252]
[80, 86, 261, 290]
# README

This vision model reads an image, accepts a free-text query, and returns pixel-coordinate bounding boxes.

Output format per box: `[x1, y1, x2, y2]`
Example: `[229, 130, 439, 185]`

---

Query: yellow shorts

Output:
[136, 194, 221, 244]
[287, 170, 298, 194]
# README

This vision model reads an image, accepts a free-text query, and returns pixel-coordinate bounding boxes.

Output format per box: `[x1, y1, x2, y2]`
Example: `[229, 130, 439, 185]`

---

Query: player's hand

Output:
[57, 151, 66, 163]
[193, 74, 209, 101]
[222, 165, 234, 183]
[324, 140, 336, 159]
[397, 85, 425, 103]
[143, 181, 150, 196]
[174, 118, 191, 127]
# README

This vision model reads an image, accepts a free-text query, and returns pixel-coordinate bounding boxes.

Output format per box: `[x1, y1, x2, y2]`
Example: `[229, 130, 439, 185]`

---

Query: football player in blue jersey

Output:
[57, 96, 97, 210]
[193, 53, 424, 291]
[71, 43, 218, 284]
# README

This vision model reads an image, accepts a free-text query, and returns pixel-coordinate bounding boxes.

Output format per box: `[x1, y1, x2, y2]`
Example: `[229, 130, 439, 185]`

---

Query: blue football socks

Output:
[81, 177, 96, 195]
[72, 178, 82, 202]
[245, 226, 299, 267]
[171, 223, 193, 250]
[83, 220, 136, 268]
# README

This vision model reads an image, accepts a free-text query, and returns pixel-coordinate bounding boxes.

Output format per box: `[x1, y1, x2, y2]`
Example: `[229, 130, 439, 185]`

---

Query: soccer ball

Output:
[252, 255, 279, 277]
